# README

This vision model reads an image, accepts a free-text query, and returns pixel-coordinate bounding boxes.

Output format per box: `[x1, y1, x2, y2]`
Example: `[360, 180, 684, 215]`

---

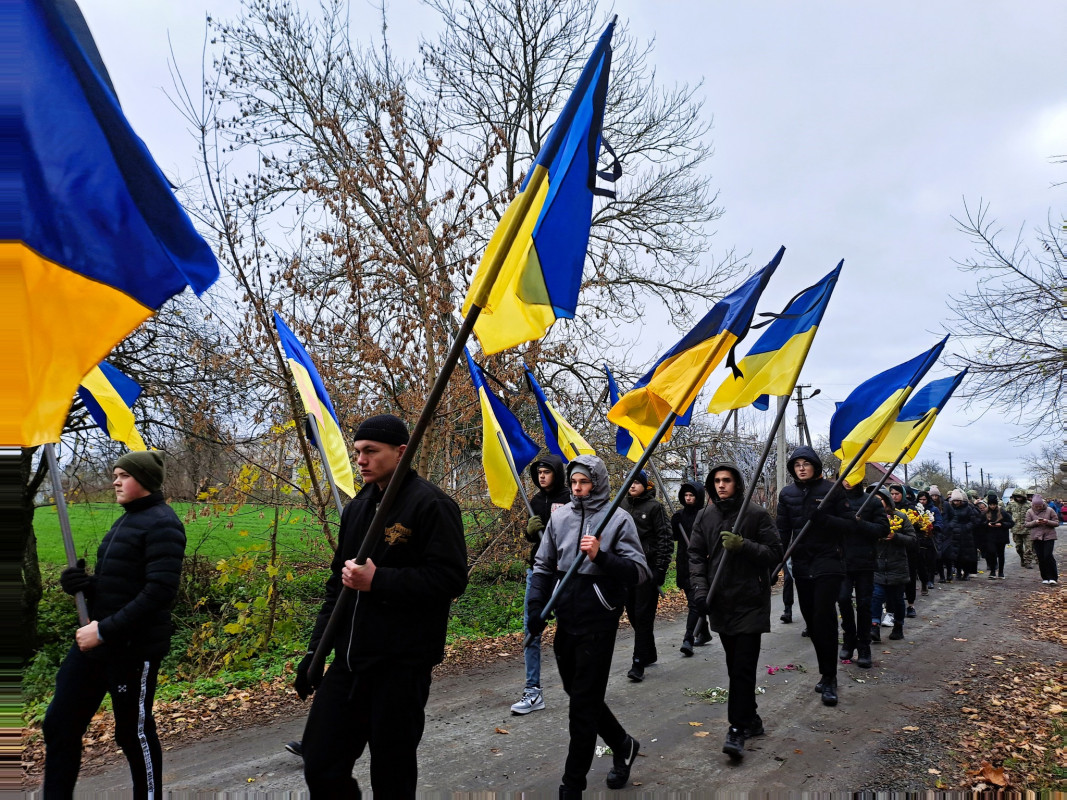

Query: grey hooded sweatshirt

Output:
[529, 455, 651, 634]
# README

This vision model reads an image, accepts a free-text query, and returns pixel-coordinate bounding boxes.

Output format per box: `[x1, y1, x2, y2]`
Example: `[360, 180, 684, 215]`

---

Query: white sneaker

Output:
[510, 688, 545, 715]
[881, 612, 895, 627]
[1042, 580, 1053, 585]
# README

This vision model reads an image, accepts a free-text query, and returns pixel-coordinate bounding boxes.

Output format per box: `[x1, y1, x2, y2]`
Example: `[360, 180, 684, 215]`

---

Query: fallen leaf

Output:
[693, 731, 710, 738]
[961, 707, 978, 714]
[928, 768, 941, 775]
[954, 637, 968, 642]
[494, 727, 509, 735]
[974, 761, 1008, 787]
[1049, 704, 1064, 715]
[901, 726, 919, 732]
[688, 722, 703, 727]
[794, 749, 803, 754]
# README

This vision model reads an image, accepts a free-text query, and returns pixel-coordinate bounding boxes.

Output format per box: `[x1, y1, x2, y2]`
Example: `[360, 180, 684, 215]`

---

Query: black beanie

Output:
[353, 414, 409, 446]
[633, 470, 649, 490]
[114, 451, 165, 493]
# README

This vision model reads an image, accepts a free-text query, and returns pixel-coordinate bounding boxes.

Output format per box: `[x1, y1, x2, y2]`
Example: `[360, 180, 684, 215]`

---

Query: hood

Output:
[567, 454, 610, 513]
[870, 484, 894, 510]
[1010, 488, 1026, 502]
[1031, 494, 1047, 512]
[528, 453, 566, 496]
[677, 479, 706, 510]
[786, 445, 823, 482]
[704, 461, 745, 510]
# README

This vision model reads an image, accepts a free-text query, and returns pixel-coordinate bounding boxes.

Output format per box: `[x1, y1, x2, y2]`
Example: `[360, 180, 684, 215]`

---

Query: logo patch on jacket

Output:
[385, 522, 412, 546]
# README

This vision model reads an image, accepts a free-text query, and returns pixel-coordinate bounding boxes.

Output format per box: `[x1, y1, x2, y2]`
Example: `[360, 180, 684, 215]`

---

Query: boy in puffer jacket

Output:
[527, 455, 651, 797]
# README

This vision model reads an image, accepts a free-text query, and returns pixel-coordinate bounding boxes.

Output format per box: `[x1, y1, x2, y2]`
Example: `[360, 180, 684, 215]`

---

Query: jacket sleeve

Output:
[738, 510, 783, 568]
[97, 511, 186, 644]
[652, 504, 672, 576]
[1024, 510, 1038, 528]
[1001, 510, 1013, 529]
[688, 510, 711, 598]
[594, 511, 650, 587]
[370, 497, 469, 607]
[775, 490, 793, 548]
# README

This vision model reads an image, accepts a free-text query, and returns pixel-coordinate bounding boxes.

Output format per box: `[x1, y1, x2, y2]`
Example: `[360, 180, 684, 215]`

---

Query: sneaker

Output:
[680, 639, 694, 657]
[743, 716, 765, 738]
[284, 740, 303, 757]
[605, 735, 639, 789]
[998, 575, 1006, 580]
[694, 631, 713, 646]
[988, 574, 998, 580]
[626, 661, 645, 682]
[780, 609, 793, 624]
[722, 726, 745, 760]
[1043, 579, 1053, 585]
[881, 612, 895, 627]
[905, 606, 917, 619]
[921, 588, 929, 596]
[510, 687, 545, 715]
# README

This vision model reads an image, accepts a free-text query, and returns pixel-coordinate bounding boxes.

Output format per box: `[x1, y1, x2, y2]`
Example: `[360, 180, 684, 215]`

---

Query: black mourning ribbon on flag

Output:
[593, 137, 621, 198]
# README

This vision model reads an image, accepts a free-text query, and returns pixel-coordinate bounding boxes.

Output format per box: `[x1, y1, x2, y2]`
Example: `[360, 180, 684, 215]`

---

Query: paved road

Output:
[73, 557, 1050, 797]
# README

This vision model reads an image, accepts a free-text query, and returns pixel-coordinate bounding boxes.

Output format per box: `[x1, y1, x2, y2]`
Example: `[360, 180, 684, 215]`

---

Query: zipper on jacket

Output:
[592, 583, 615, 611]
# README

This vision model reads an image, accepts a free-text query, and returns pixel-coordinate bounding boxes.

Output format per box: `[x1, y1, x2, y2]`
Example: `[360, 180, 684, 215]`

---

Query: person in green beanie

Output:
[45, 450, 186, 799]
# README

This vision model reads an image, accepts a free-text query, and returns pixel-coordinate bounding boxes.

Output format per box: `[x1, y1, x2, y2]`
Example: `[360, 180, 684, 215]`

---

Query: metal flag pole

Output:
[705, 393, 792, 604]
[850, 413, 932, 519]
[497, 430, 535, 517]
[306, 414, 347, 520]
[44, 443, 89, 626]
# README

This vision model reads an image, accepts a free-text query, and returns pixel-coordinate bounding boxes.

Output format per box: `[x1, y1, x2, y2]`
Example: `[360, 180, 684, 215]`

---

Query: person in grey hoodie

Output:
[527, 455, 651, 797]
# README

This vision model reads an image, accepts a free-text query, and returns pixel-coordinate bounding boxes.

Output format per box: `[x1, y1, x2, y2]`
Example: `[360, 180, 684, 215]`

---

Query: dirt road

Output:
[69, 556, 1063, 796]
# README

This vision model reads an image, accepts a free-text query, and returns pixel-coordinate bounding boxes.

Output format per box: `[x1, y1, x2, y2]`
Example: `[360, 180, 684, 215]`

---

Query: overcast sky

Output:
[75, 0, 1065, 488]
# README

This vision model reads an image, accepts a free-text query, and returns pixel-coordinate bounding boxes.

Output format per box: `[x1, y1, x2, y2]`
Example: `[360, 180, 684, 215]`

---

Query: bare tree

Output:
[946, 196, 1065, 438]
[1024, 442, 1066, 493]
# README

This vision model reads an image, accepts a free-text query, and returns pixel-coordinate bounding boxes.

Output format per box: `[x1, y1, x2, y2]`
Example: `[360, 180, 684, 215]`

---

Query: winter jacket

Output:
[529, 455, 650, 635]
[775, 445, 847, 579]
[941, 501, 979, 564]
[874, 509, 916, 585]
[982, 507, 1013, 547]
[1025, 496, 1060, 541]
[916, 501, 942, 552]
[526, 455, 570, 566]
[308, 469, 469, 671]
[688, 463, 782, 635]
[622, 487, 672, 585]
[818, 484, 888, 572]
[1005, 500, 1030, 537]
[670, 480, 705, 592]
[86, 492, 186, 660]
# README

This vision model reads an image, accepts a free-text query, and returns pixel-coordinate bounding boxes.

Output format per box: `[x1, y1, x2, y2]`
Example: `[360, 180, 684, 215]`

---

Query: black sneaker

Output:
[744, 716, 765, 738]
[606, 735, 639, 789]
[905, 606, 917, 619]
[780, 609, 793, 624]
[680, 639, 694, 657]
[285, 740, 303, 757]
[722, 726, 745, 759]
[626, 661, 644, 682]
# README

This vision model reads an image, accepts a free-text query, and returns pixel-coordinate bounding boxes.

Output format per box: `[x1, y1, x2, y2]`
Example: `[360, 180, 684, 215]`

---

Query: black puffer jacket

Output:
[819, 484, 887, 572]
[671, 480, 705, 591]
[775, 446, 846, 579]
[874, 508, 916, 585]
[688, 463, 782, 635]
[983, 507, 1013, 547]
[90, 492, 186, 660]
[941, 501, 979, 564]
[308, 469, 469, 671]
[621, 487, 672, 584]
[526, 455, 569, 566]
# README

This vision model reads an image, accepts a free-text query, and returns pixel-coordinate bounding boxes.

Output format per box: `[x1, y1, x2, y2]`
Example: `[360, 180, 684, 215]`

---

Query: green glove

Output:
[721, 530, 743, 552]
[526, 516, 545, 539]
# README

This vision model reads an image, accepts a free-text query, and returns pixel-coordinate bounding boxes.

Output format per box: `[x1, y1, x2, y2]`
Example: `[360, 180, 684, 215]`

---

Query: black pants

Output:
[682, 585, 710, 642]
[837, 570, 873, 647]
[554, 628, 628, 791]
[43, 646, 161, 800]
[782, 564, 795, 609]
[1033, 539, 1059, 581]
[718, 632, 762, 729]
[918, 546, 935, 587]
[302, 662, 431, 798]
[795, 574, 843, 679]
[985, 543, 1006, 576]
[624, 581, 659, 664]
[905, 550, 918, 604]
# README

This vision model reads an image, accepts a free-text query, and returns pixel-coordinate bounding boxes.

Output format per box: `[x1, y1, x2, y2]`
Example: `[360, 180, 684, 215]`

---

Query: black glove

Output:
[810, 505, 829, 525]
[527, 609, 547, 638]
[60, 559, 93, 596]
[653, 569, 667, 587]
[294, 652, 315, 700]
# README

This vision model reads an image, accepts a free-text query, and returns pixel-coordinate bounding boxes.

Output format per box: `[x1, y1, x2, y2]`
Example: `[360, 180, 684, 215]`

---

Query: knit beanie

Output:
[115, 451, 165, 493]
[353, 414, 409, 446]
[569, 463, 593, 481]
[633, 470, 649, 490]
[950, 488, 967, 502]
[929, 485, 941, 497]
[986, 491, 998, 503]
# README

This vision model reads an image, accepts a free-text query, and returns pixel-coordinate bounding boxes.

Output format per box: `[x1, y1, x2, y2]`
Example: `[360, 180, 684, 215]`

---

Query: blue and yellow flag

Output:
[608, 247, 784, 445]
[708, 262, 841, 414]
[604, 365, 644, 462]
[77, 362, 147, 451]
[4, 0, 219, 446]
[829, 337, 948, 484]
[867, 369, 967, 464]
[464, 350, 541, 508]
[524, 365, 596, 463]
[461, 21, 615, 354]
[273, 313, 356, 498]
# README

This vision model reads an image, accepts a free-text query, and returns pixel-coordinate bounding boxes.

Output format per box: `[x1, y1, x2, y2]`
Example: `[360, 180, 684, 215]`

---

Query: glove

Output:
[653, 569, 667, 587]
[294, 652, 315, 700]
[527, 609, 547, 637]
[720, 530, 743, 552]
[525, 516, 545, 541]
[810, 505, 829, 525]
[60, 559, 93, 596]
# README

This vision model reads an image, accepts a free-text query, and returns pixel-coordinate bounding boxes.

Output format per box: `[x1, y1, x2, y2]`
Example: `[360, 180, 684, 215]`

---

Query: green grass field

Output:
[32, 501, 337, 566]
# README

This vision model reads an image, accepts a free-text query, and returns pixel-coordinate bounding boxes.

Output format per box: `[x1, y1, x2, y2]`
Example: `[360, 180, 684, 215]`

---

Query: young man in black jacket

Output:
[688, 462, 782, 760]
[671, 480, 711, 655]
[47, 451, 186, 799]
[776, 445, 848, 706]
[512, 454, 569, 715]
[294, 415, 468, 799]
[620, 471, 671, 681]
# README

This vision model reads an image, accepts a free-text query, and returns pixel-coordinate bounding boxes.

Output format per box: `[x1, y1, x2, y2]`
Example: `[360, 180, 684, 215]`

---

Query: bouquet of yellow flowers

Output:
[904, 507, 934, 536]
[887, 513, 903, 538]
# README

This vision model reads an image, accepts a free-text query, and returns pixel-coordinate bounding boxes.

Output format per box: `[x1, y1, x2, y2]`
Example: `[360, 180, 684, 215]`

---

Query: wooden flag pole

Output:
[850, 413, 931, 519]
[705, 394, 792, 605]
[44, 443, 89, 626]
[306, 414, 347, 520]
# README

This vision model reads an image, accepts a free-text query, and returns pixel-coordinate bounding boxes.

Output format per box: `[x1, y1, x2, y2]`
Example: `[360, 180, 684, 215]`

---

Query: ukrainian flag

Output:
[604, 365, 644, 462]
[608, 247, 784, 445]
[524, 365, 596, 463]
[4, 0, 218, 447]
[708, 262, 841, 414]
[464, 350, 541, 508]
[77, 362, 147, 451]
[829, 337, 948, 484]
[273, 313, 356, 498]
[461, 21, 615, 355]
[867, 369, 968, 464]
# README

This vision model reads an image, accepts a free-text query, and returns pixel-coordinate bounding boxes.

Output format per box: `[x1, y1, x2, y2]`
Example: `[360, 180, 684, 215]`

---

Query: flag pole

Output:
[497, 430, 535, 517]
[850, 414, 931, 519]
[44, 443, 89, 627]
[306, 415, 347, 520]
[308, 170, 549, 684]
[770, 436, 877, 581]
[705, 394, 792, 604]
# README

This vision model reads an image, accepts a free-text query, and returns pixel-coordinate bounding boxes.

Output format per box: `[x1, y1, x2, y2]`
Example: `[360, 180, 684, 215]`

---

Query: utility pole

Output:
[794, 384, 820, 448]
[948, 451, 954, 485]
[964, 461, 970, 488]
[776, 395, 788, 495]
[980, 467, 984, 490]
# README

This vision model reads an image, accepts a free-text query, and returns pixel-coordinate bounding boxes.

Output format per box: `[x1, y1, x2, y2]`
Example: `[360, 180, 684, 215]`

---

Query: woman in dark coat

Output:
[671, 480, 710, 655]
[942, 489, 978, 580]
[981, 498, 1012, 579]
